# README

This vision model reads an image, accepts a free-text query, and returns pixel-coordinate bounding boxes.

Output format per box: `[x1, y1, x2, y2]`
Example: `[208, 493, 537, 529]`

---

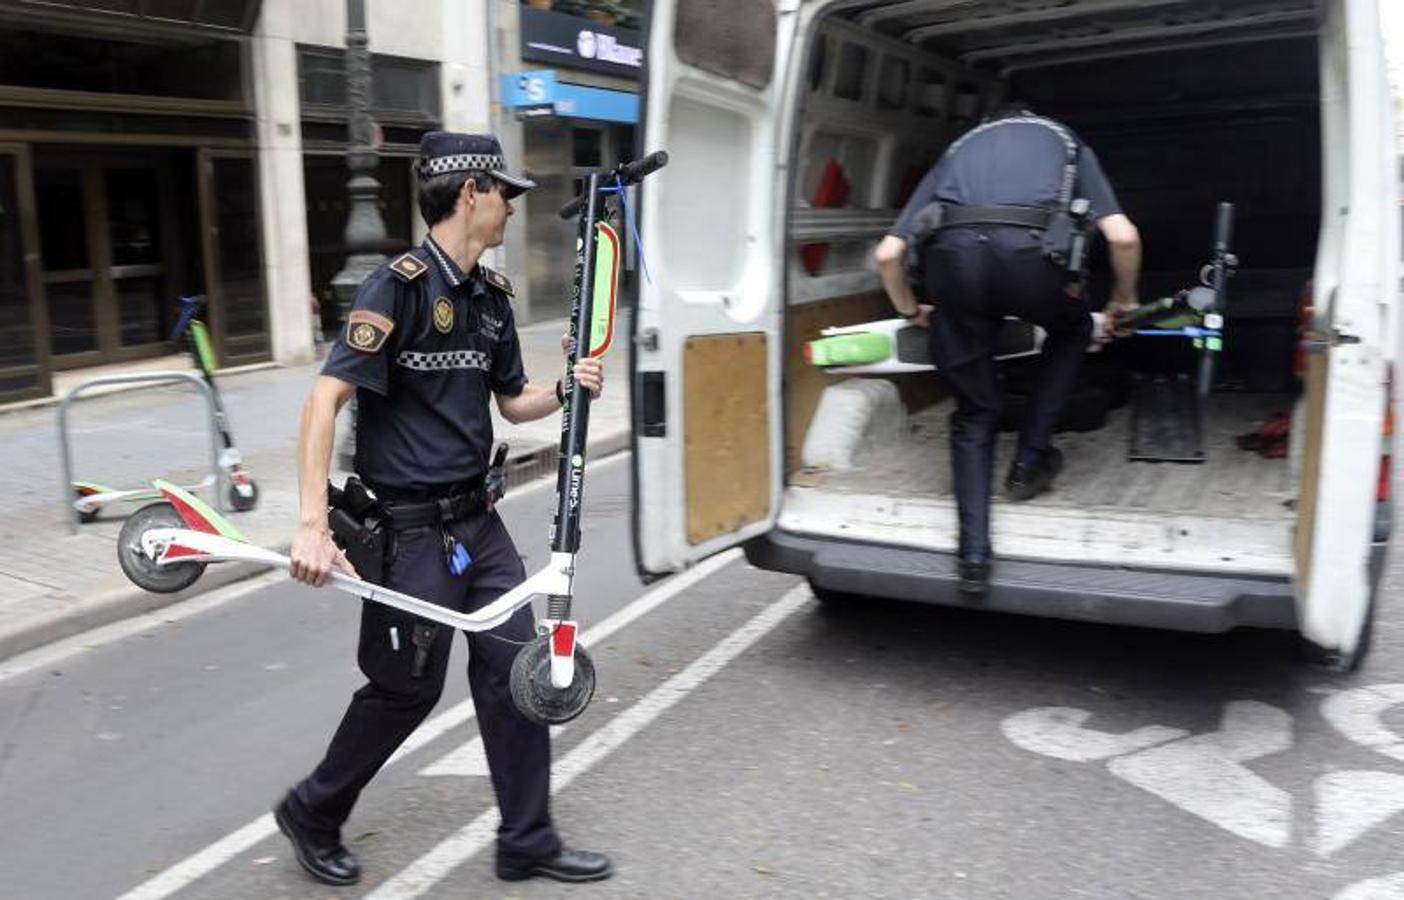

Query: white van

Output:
[629, 0, 1401, 668]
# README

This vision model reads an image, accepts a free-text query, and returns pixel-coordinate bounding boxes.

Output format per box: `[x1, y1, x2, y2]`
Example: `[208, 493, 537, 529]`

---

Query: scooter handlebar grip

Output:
[620, 150, 668, 183]
[559, 194, 586, 220]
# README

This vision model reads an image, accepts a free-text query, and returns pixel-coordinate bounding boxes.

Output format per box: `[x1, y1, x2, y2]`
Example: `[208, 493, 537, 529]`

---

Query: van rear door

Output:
[631, 0, 811, 575]
[1294, 0, 1398, 659]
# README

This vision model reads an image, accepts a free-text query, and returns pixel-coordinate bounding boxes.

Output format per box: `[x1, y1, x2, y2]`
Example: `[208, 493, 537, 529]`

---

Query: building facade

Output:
[0, 0, 640, 405]
[0, 0, 494, 405]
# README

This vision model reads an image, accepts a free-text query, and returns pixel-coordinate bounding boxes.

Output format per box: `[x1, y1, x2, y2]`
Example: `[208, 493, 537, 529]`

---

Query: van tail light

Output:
[1378, 364, 1394, 503]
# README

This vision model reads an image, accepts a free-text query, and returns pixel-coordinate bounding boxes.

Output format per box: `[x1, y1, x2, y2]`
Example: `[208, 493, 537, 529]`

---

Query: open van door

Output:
[1294, 0, 1398, 663]
[631, 0, 811, 575]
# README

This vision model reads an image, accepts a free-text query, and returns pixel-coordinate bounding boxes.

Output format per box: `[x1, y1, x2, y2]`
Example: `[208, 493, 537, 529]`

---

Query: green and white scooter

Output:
[72, 295, 258, 522]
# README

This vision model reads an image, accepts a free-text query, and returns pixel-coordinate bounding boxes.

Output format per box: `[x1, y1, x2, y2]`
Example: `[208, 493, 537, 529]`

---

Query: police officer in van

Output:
[873, 103, 1142, 595]
[273, 132, 612, 887]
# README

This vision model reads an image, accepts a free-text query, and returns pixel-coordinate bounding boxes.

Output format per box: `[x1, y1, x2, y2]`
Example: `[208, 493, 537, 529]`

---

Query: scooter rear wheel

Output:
[509, 636, 596, 726]
[117, 502, 206, 594]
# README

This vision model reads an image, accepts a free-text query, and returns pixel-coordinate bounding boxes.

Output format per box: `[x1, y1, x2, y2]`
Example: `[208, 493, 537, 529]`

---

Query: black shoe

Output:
[274, 796, 361, 887]
[497, 847, 613, 883]
[958, 556, 991, 597]
[1006, 447, 1064, 501]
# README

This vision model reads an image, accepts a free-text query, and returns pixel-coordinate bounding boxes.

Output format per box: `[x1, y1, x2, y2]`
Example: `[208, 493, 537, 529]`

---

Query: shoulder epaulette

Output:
[389, 252, 429, 282]
[481, 266, 514, 297]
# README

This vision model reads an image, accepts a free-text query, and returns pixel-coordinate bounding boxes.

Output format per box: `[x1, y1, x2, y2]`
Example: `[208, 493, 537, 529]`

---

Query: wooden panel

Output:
[684, 332, 771, 545]
[784, 292, 946, 476]
[1293, 350, 1329, 586]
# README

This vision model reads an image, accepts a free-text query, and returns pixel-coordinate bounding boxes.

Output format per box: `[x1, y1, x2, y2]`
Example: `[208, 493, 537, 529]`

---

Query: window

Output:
[572, 128, 603, 168]
[877, 56, 909, 111]
[808, 34, 828, 93]
[914, 70, 947, 118]
[833, 43, 869, 101]
[297, 47, 441, 122]
[0, 28, 245, 102]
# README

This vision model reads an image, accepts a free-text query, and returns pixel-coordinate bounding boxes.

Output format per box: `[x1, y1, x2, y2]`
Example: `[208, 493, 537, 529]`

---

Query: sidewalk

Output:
[0, 315, 633, 661]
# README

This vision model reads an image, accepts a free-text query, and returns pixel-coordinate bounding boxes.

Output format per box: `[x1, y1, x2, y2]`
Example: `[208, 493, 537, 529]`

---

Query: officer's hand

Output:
[290, 522, 358, 588]
[1105, 294, 1139, 338]
[909, 304, 935, 329]
[573, 356, 604, 399]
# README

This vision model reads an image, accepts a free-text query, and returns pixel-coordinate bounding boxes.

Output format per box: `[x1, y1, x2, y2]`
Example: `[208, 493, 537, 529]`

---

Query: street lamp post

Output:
[330, 0, 389, 469]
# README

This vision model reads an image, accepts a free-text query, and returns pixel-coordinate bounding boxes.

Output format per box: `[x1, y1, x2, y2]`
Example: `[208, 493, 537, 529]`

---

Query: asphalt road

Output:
[2, 454, 1403, 899]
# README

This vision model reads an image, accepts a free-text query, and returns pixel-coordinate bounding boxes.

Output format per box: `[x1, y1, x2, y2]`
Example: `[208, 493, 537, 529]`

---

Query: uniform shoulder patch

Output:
[345, 309, 394, 353]
[481, 266, 514, 297]
[388, 252, 428, 282]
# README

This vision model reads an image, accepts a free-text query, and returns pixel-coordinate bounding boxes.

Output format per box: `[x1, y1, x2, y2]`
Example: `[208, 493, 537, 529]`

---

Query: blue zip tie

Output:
[602, 177, 653, 285]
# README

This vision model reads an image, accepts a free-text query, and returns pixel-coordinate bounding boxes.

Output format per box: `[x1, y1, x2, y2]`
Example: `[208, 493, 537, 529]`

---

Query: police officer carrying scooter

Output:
[274, 132, 612, 887]
[872, 103, 1143, 596]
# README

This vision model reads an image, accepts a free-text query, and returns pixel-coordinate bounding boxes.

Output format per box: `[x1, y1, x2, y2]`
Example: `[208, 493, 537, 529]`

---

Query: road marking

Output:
[1001, 707, 1186, 761]
[1314, 771, 1404, 857]
[1107, 701, 1293, 848]
[1320, 684, 1404, 764]
[1336, 873, 1404, 900]
[114, 544, 742, 900]
[366, 583, 811, 900]
[0, 571, 286, 686]
[419, 726, 568, 778]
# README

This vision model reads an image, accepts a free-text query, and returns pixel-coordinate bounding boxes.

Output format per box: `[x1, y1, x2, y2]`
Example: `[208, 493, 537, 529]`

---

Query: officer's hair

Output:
[417, 171, 496, 226]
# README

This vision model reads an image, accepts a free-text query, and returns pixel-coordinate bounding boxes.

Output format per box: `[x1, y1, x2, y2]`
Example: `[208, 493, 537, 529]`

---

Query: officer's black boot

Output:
[497, 847, 613, 883]
[274, 793, 361, 886]
[1005, 446, 1064, 501]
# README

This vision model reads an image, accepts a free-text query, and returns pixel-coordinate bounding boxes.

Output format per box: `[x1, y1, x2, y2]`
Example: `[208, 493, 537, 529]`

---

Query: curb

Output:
[0, 432, 632, 665]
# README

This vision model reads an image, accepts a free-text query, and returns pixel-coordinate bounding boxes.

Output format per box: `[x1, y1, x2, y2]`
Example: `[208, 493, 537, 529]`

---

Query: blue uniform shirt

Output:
[322, 236, 527, 493]
[891, 114, 1122, 242]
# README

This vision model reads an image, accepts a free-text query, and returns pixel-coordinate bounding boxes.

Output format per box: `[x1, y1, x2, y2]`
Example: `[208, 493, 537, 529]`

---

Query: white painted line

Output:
[1320, 683, 1404, 764]
[419, 726, 567, 778]
[1000, 707, 1186, 762]
[0, 454, 628, 687]
[114, 544, 743, 900]
[1335, 872, 1404, 900]
[0, 571, 286, 686]
[368, 583, 811, 900]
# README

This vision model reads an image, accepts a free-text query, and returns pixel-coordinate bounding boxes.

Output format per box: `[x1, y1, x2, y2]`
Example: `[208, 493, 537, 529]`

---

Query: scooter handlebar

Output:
[558, 150, 669, 219]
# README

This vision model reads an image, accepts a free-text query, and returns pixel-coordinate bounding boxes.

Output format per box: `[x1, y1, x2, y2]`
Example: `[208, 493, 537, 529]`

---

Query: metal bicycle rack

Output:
[57, 371, 226, 534]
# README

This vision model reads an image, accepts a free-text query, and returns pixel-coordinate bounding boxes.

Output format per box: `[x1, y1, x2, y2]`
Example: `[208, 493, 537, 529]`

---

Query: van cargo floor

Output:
[783, 392, 1297, 575]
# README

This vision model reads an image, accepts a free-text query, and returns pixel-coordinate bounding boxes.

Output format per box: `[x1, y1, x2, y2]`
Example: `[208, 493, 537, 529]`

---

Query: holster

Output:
[328, 476, 388, 585]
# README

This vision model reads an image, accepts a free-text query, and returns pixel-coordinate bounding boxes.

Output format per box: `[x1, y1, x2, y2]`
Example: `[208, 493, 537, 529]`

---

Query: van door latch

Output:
[637, 328, 659, 352]
[1305, 328, 1361, 354]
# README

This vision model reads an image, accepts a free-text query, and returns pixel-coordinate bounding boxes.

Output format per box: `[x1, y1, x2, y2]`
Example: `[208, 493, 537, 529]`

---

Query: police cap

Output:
[416, 131, 536, 199]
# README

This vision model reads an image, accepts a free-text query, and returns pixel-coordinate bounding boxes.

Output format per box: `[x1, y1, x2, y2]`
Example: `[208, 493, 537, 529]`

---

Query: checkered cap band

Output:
[419, 154, 505, 177]
[396, 350, 491, 372]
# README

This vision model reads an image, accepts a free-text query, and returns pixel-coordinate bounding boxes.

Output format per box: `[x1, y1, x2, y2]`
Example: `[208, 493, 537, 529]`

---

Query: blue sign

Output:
[500, 70, 638, 124]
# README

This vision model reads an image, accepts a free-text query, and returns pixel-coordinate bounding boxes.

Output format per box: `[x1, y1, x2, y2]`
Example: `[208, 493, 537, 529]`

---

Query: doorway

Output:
[34, 151, 182, 369]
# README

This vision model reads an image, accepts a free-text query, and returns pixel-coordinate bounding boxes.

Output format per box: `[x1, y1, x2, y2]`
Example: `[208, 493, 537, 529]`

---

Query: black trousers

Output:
[922, 227, 1092, 558]
[288, 508, 560, 863]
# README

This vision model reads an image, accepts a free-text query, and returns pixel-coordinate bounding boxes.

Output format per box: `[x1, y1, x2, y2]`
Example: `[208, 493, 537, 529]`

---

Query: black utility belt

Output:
[380, 485, 487, 530]
[931, 203, 1054, 231]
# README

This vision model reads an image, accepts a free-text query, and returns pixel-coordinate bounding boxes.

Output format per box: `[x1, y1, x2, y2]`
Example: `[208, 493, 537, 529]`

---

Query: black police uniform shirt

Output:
[322, 236, 527, 493]
[890, 113, 1122, 243]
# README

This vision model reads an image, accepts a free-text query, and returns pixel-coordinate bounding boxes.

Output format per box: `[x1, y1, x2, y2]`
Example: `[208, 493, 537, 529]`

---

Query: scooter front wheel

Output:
[509, 636, 596, 726]
[117, 502, 206, 594]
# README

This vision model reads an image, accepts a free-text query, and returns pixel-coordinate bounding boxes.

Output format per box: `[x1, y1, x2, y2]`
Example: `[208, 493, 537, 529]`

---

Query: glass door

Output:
[198, 150, 268, 365]
[0, 144, 48, 402]
[34, 153, 175, 368]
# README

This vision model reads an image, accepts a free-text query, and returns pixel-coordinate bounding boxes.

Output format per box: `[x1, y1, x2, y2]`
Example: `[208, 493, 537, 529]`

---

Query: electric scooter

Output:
[71, 295, 259, 522]
[114, 151, 669, 726]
